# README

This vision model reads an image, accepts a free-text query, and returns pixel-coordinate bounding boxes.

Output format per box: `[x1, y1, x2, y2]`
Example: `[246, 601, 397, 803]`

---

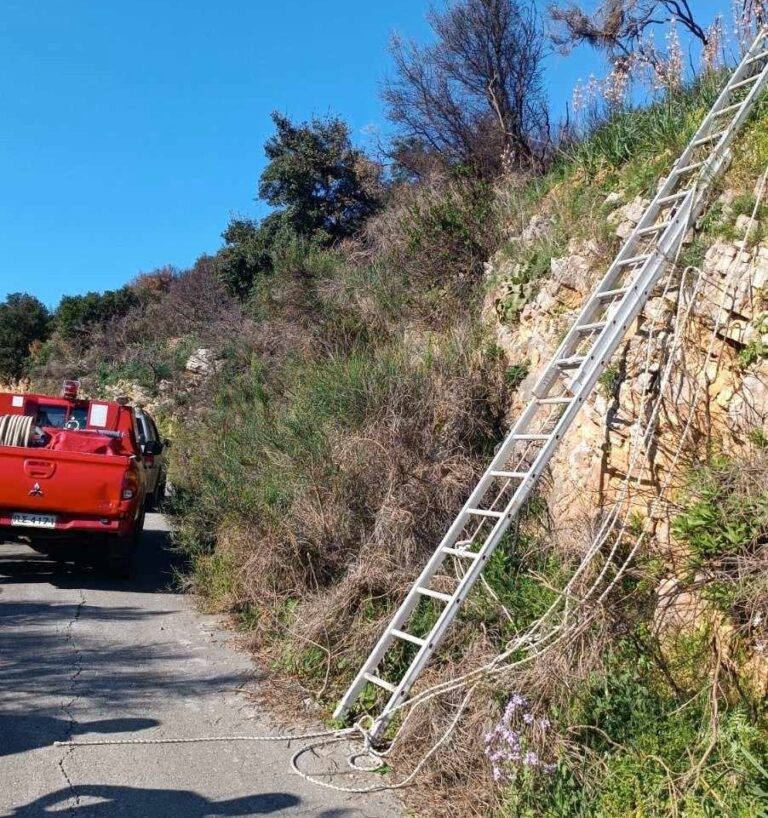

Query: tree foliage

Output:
[259, 112, 382, 243]
[55, 286, 139, 339]
[218, 113, 383, 299]
[383, 0, 549, 178]
[216, 216, 285, 300]
[0, 292, 50, 380]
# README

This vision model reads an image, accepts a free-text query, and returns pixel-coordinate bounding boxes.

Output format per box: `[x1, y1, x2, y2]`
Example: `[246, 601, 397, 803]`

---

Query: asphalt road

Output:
[0, 514, 401, 818]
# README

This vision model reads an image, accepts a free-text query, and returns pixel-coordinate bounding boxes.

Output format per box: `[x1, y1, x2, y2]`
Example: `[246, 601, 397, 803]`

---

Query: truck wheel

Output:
[155, 479, 167, 511]
[148, 480, 166, 513]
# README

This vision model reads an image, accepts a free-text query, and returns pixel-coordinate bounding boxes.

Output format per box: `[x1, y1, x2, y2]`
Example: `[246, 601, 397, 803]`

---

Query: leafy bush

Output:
[55, 286, 139, 339]
[259, 112, 382, 242]
[672, 458, 768, 561]
[217, 112, 383, 299]
[505, 361, 530, 389]
[0, 292, 50, 380]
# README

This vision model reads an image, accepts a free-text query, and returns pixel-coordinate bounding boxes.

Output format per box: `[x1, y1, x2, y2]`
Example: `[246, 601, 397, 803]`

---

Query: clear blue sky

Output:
[0, 1, 608, 307]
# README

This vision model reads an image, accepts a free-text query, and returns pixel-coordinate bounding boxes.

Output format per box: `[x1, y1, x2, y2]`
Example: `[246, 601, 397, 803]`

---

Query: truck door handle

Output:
[24, 460, 56, 479]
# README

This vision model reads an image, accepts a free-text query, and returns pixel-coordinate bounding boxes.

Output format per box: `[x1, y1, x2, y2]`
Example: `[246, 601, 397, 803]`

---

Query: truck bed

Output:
[0, 444, 134, 518]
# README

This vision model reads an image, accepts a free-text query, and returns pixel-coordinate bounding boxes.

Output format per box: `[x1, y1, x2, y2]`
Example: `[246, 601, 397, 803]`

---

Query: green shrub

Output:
[739, 338, 768, 368]
[502, 635, 768, 818]
[0, 292, 50, 380]
[672, 459, 768, 561]
[55, 286, 139, 339]
[505, 361, 530, 389]
[598, 364, 621, 395]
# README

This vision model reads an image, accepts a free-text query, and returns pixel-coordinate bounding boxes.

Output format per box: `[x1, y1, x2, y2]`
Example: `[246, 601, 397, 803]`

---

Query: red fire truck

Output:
[0, 382, 148, 577]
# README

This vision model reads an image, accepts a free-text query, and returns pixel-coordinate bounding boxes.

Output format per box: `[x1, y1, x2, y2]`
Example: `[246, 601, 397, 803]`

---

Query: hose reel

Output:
[0, 415, 34, 447]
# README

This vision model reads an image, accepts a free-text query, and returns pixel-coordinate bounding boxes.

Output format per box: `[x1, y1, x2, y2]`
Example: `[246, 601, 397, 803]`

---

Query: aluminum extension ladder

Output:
[335, 27, 768, 742]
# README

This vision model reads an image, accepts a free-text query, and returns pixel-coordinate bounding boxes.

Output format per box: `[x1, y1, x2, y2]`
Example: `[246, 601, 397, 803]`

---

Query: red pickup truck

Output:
[0, 383, 147, 577]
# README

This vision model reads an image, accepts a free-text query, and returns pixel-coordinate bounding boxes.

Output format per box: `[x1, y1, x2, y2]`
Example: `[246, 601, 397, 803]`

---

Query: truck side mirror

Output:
[143, 440, 163, 457]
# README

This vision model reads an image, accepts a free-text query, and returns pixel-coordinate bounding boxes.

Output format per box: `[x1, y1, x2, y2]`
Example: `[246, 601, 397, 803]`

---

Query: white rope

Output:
[289, 194, 707, 791]
[53, 726, 357, 747]
[354, 166, 768, 784]
[55, 168, 768, 798]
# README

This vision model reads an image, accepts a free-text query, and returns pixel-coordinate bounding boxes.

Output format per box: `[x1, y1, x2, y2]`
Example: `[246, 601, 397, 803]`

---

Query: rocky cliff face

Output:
[484, 187, 768, 689]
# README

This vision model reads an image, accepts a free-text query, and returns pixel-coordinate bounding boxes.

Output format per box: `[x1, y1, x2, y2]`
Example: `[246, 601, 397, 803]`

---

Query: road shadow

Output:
[0, 715, 159, 757]
[0, 514, 185, 594]
[0, 597, 255, 708]
[10, 785, 301, 817]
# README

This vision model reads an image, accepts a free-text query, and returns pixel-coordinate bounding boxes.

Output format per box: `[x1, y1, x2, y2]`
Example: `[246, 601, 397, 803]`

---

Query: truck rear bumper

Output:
[0, 512, 134, 537]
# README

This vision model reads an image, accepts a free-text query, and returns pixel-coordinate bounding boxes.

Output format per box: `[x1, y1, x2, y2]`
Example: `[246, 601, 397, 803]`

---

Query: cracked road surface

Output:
[0, 514, 401, 818]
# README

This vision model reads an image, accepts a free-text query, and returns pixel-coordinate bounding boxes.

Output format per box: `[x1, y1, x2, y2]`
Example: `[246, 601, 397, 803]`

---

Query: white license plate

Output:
[10, 512, 57, 529]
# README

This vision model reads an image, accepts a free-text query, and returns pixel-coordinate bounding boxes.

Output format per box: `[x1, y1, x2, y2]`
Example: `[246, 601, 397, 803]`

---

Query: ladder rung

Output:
[713, 101, 744, 117]
[576, 321, 607, 333]
[657, 190, 691, 205]
[363, 672, 397, 693]
[732, 76, 760, 91]
[417, 587, 453, 603]
[596, 286, 630, 300]
[442, 546, 479, 559]
[536, 396, 572, 405]
[390, 628, 426, 647]
[674, 161, 704, 176]
[693, 131, 725, 147]
[556, 355, 585, 369]
[616, 253, 651, 267]
[746, 51, 768, 66]
[513, 433, 550, 441]
[637, 221, 672, 236]
[489, 470, 528, 479]
[466, 507, 504, 518]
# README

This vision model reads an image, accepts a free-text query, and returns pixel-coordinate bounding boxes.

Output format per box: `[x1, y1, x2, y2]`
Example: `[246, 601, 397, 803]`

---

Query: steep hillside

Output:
[27, 81, 768, 817]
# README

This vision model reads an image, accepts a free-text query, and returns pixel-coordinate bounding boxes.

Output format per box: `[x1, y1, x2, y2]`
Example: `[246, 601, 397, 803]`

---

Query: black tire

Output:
[150, 479, 166, 513]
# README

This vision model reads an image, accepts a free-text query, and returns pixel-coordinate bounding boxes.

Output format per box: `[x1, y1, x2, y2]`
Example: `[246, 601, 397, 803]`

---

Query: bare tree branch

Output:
[549, 0, 713, 67]
[383, 0, 549, 178]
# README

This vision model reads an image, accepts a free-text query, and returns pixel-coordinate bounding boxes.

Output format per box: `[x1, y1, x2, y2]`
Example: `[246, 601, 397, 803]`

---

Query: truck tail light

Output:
[122, 469, 140, 500]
